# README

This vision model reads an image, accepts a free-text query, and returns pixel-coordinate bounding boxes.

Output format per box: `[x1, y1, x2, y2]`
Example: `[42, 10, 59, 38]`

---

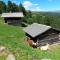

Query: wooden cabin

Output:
[1, 12, 24, 24]
[23, 23, 60, 46]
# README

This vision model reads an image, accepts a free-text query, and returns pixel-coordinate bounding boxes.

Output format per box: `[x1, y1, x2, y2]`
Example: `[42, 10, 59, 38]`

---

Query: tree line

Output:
[0, 1, 26, 15]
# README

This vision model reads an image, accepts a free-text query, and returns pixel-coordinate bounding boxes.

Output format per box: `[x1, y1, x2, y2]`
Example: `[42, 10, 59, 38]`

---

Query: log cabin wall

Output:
[4, 17, 23, 24]
[25, 28, 60, 43]
[25, 33, 37, 42]
[37, 29, 59, 40]
[36, 28, 60, 45]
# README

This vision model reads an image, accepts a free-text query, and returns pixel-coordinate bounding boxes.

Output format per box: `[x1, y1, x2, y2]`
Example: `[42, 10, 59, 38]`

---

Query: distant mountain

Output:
[53, 10, 60, 13]
[32, 11, 60, 16]
[44, 12, 60, 16]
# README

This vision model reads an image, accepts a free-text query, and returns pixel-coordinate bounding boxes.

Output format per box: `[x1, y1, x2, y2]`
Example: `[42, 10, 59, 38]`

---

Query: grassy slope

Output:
[0, 17, 60, 60]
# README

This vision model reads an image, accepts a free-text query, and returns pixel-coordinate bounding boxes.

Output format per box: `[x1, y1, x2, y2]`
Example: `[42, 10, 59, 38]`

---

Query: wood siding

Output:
[4, 17, 23, 24]
[26, 28, 60, 44]
[37, 29, 60, 45]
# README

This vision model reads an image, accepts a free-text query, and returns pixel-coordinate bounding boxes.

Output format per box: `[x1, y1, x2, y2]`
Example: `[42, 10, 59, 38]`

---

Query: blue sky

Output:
[1, 0, 60, 11]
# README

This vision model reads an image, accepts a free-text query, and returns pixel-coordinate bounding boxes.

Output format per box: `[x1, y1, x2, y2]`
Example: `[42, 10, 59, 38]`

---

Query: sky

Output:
[1, 0, 60, 11]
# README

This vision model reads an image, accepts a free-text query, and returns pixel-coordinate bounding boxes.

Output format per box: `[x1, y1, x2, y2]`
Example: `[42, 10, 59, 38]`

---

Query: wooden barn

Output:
[23, 23, 60, 46]
[1, 12, 24, 24]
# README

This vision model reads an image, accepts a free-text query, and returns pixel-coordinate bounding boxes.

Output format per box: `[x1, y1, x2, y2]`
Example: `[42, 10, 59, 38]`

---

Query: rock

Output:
[41, 58, 51, 60]
[40, 44, 49, 51]
[4, 23, 6, 24]
[6, 54, 16, 60]
[0, 46, 5, 52]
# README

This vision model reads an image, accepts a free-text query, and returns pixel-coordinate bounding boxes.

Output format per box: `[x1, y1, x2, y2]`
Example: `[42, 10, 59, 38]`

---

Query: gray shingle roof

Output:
[23, 23, 51, 37]
[1, 12, 24, 17]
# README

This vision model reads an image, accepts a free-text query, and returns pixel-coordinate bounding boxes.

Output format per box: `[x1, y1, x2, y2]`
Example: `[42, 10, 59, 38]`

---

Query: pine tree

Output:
[0, 1, 7, 13]
[19, 4, 26, 15]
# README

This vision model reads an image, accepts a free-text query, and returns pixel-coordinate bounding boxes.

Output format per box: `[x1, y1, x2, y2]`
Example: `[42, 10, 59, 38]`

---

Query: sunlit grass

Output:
[0, 17, 60, 60]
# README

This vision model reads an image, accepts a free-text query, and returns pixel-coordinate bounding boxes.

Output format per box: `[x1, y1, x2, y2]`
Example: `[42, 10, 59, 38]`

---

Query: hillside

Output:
[25, 11, 60, 30]
[0, 17, 60, 60]
[32, 11, 60, 16]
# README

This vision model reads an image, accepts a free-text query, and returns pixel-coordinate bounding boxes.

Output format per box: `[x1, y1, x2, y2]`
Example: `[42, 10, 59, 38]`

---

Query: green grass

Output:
[0, 17, 60, 60]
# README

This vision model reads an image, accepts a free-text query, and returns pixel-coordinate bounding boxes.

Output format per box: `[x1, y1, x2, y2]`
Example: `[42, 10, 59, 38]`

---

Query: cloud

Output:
[36, 7, 41, 11]
[23, 1, 39, 8]
[23, 1, 41, 11]
[32, 7, 42, 11]
[34, 4, 39, 6]
[23, 1, 33, 8]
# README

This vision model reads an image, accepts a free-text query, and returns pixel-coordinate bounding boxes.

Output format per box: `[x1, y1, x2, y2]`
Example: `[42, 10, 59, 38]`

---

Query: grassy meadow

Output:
[0, 17, 60, 60]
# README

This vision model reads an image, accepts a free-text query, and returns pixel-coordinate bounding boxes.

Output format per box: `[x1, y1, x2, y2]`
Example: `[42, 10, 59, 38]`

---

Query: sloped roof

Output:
[1, 12, 24, 17]
[23, 23, 51, 38]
